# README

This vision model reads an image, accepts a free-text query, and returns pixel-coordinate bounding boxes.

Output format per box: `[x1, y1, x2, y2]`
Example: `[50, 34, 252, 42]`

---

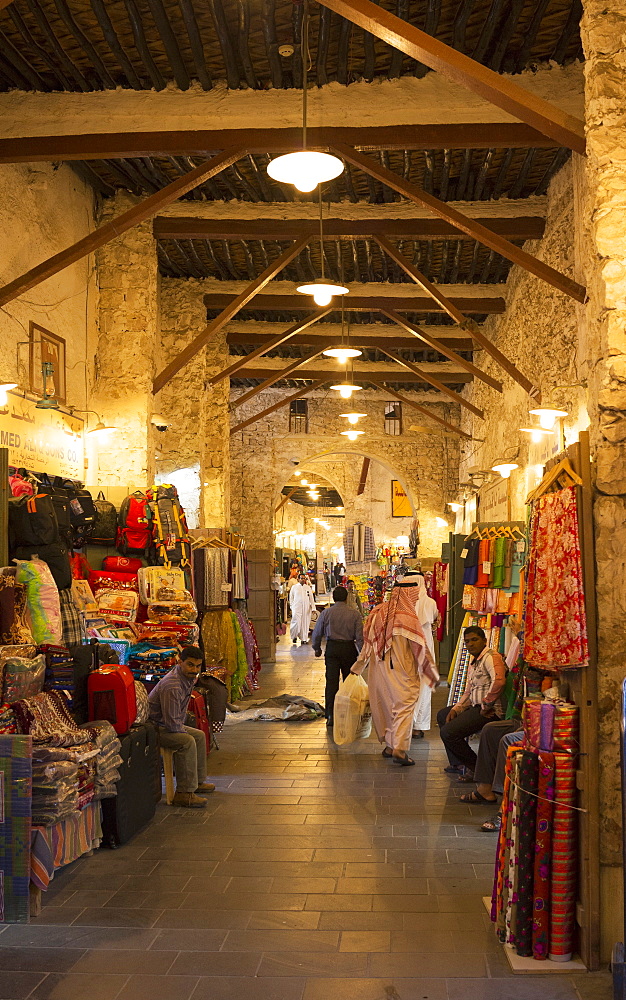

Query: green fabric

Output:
[230, 612, 249, 701]
[492, 536, 507, 589]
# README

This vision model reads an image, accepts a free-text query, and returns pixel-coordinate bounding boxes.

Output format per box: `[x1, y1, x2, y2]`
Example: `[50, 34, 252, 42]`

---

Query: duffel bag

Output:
[102, 556, 142, 574]
[8, 494, 60, 550]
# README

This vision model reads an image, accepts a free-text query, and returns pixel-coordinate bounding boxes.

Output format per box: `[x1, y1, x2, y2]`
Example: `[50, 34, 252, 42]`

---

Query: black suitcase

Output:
[101, 722, 160, 847]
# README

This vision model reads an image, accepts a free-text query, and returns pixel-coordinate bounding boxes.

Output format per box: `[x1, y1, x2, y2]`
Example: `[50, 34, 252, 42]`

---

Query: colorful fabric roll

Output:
[533, 751, 555, 960]
[553, 704, 579, 752]
[0, 734, 32, 922]
[549, 751, 577, 961]
[524, 700, 556, 751]
[510, 751, 539, 957]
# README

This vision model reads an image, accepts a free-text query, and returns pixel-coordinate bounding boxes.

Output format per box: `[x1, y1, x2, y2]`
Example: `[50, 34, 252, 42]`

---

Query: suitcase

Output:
[187, 689, 211, 754]
[88, 663, 137, 735]
[101, 722, 160, 847]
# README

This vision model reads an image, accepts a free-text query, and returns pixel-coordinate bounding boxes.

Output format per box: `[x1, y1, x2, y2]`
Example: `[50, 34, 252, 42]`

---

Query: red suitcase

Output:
[88, 663, 137, 735]
[187, 690, 210, 754]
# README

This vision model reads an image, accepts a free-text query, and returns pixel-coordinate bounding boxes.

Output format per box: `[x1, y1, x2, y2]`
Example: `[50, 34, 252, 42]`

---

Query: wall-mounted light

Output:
[340, 412, 366, 425]
[529, 406, 568, 430]
[520, 426, 554, 444]
[446, 502, 463, 512]
[491, 461, 519, 479]
[0, 382, 17, 408]
[435, 516, 449, 527]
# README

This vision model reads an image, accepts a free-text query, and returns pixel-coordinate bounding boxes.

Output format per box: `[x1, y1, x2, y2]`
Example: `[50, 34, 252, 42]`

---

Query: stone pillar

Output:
[157, 279, 230, 529]
[580, 0, 626, 960]
[91, 194, 159, 493]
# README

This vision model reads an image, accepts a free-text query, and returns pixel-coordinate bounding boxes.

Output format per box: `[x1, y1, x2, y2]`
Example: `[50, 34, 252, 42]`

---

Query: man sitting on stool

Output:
[436, 626, 506, 779]
[148, 645, 215, 808]
[312, 586, 363, 726]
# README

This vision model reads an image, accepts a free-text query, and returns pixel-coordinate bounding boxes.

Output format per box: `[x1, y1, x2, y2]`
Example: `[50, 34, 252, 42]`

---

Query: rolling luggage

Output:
[101, 722, 160, 846]
[187, 689, 210, 753]
[88, 663, 137, 735]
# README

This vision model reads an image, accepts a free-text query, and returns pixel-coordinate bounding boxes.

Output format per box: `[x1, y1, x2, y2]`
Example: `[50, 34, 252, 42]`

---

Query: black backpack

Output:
[92, 491, 118, 547]
[37, 476, 97, 548]
[8, 493, 60, 550]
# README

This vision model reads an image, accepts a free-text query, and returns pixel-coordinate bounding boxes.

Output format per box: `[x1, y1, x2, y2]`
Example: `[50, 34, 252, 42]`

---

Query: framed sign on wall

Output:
[391, 480, 412, 518]
[29, 322, 66, 404]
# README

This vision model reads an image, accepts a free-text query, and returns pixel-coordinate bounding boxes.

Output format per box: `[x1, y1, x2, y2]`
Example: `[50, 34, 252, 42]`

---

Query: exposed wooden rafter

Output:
[332, 145, 586, 304]
[230, 379, 329, 434]
[375, 346, 483, 418]
[0, 147, 245, 308]
[375, 237, 539, 398]
[0, 124, 560, 165]
[367, 379, 472, 440]
[229, 349, 330, 409]
[154, 216, 546, 242]
[356, 457, 371, 495]
[316, 0, 585, 154]
[153, 237, 310, 394]
[232, 367, 472, 384]
[275, 484, 302, 514]
[226, 329, 474, 351]
[204, 292, 505, 314]
[207, 308, 332, 385]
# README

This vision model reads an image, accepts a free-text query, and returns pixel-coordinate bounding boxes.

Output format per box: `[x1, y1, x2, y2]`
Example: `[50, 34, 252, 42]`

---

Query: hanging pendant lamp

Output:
[297, 188, 349, 305]
[267, 0, 343, 192]
[331, 359, 362, 399]
[324, 290, 361, 362]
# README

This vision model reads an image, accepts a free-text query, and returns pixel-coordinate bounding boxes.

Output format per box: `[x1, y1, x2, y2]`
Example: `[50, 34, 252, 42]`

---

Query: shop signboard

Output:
[391, 480, 412, 517]
[0, 392, 84, 479]
[478, 477, 510, 522]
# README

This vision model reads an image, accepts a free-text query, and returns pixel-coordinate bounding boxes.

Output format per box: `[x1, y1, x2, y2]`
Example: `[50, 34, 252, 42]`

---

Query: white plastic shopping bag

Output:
[333, 673, 372, 746]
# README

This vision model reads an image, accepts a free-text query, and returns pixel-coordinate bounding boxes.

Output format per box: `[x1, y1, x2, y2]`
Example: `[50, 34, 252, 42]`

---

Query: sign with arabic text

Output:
[0, 392, 84, 479]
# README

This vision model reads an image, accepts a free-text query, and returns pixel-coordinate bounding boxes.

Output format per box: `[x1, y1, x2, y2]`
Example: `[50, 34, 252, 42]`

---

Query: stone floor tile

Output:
[302, 978, 449, 1000]
[104, 891, 184, 910]
[0, 971, 47, 998]
[154, 910, 251, 929]
[335, 877, 428, 895]
[168, 951, 261, 976]
[117, 974, 199, 1000]
[30, 908, 87, 926]
[221, 929, 339, 952]
[270, 877, 338, 894]
[446, 978, 580, 1000]
[189, 976, 306, 1000]
[0, 948, 84, 972]
[257, 951, 369, 977]
[0, 926, 158, 950]
[339, 930, 390, 952]
[303, 895, 373, 912]
[71, 907, 164, 927]
[570, 973, 612, 1000]
[183, 891, 306, 911]
[70, 948, 178, 974]
[151, 862, 220, 876]
[343, 863, 405, 878]
[247, 911, 321, 930]
[319, 912, 401, 931]
[28, 973, 129, 1000]
[370, 951, 488, 978]
[149, 930, 228, 951]
[372, 895, 439, 912]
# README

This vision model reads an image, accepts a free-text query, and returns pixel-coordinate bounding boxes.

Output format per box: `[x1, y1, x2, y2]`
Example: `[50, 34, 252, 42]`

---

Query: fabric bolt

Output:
[30, 801, 102, 891]
[549, 751, 577, 961]
[533, 751, 555, 960]
[524, 487, 588, 668]
[552, 703, 579, 752]
[504, 752, 522, 946]
[0, 734, 32, 922]
[12, 691, 92, 747]
[492, 744, 523, 937]
[462, 538, 480, 585]
[475, 539, 491, 587]
[432, 561, 448, 641]
[509, 751, 539, 956]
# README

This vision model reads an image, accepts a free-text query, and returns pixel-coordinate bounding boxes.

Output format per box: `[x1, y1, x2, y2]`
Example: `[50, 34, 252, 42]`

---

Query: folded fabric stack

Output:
[12, 690, 93, 747]
[133, 621, 200, 646]
[80, 720, 122, 799]
[128, 643, 178, 681]
[2, 651, 46, 703]
[147, 593, 197, 622]
[31, 758, 80, 826]
[77, 759, 96, 810]
[0, 703, 16, 733]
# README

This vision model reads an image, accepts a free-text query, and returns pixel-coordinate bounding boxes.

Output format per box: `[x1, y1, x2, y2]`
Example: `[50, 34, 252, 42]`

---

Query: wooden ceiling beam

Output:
[0, 147, 245, 309]
[333, 145, 586, 304]
[229, 349, 331, 409]
[356, 457, 371, 496]
[226, 331, 475, 351]
[375, 238, 539, 398]
[377, 307, 501, 393]
[375, 346, 482, 417]
[367, 379, 473, 440]
[154, 216, 546, 241]
[231, 380, 329, 436]
[275, 484, 302, 514]
[0, 124, 559, 164]
[204, 292, 505, 314]
[317, 0, 585, 154]
[153, 237, 309, 394]
[207, 308, 332, 385]
[232, 367, 472, 385]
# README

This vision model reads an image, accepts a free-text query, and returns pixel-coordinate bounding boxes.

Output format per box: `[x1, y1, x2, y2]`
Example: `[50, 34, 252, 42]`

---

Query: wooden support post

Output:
[316, 0, 585, 153]
[207, 308, 332, 385]
[379, 307, 502, 393]
[153, 236, 310, 394]
[0, 148, 245, 308]
[231, 380, 328, 435]
[0, 448, 8, 569]
[229, 348, 330, 409]
[367, 380, 473, 440]
[333, 145, 586, 304]
[375, 345, 484, 419]
[356, 457, 371, 496]
[275, 484, 302, 514]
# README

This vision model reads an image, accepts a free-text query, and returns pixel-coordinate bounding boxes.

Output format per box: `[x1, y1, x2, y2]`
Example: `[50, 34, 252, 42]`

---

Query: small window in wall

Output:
[289, 399, 309, 434]
[384, 401, 402, 436]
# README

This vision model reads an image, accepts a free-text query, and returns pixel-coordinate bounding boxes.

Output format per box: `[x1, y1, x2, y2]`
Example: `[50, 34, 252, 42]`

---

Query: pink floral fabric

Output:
[524, 486, 589, 669]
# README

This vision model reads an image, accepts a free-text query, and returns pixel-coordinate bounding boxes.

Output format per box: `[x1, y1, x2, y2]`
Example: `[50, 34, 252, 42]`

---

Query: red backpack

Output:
[116, 491, 152, 557]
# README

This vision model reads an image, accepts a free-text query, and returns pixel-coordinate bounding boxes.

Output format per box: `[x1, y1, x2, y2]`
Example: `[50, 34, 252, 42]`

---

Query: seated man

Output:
[458, 718, 524, 804]
[436, 625, 506, 779]
[148, 645, 215, 809]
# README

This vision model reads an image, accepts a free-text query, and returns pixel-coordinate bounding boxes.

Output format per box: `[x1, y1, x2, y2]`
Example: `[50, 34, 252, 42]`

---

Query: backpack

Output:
[147, 485, 191, 568]
[8, 494, 61, 551]
[92, 492, 117, 547]
[37, 476, 96, 548]
[116, 492, 152, 557]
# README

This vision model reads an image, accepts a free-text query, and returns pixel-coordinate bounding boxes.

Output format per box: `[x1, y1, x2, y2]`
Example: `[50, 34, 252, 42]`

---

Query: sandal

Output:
[391, 754, 415, 766]
[412, 730, 424, 739]
[480, 814, 502, 833]
[382, 747, 393, 758]
[444, 764, 463, 774]
[460, 790, 498, 805]
[456, 773, 476, 783]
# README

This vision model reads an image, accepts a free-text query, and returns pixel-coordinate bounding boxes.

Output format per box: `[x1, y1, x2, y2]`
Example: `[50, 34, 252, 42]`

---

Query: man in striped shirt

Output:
[436, 626, 506, 779]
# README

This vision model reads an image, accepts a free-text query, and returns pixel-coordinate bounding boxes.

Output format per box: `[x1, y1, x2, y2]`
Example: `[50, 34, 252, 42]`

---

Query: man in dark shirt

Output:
[148, 645, 215, 808]
[312, 586, 364, 726]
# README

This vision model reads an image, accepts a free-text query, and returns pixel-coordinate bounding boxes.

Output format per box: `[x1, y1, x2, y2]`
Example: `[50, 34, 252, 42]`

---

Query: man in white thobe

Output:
[289, 574, 316, 645]
[412, 575, 440, 738]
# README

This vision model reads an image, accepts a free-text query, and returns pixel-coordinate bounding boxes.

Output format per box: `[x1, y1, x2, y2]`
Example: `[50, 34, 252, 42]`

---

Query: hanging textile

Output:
[344, 523, 376, 563]
[201, 611, 238, 698]
[508, 751, 538, 957]
[432, 561, 448, 642]
[232, 549, 248, 601]
[549, 751, 577, 962]
[524, 486, 589, 669]
[532, 751, 555, 960]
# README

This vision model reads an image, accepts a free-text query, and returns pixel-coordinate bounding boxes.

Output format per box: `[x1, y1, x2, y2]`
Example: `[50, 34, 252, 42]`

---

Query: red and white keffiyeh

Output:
[364, 586, 439, 685]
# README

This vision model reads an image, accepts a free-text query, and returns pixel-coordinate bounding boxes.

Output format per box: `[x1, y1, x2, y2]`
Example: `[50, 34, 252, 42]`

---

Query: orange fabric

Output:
[475, 539, 490, 587]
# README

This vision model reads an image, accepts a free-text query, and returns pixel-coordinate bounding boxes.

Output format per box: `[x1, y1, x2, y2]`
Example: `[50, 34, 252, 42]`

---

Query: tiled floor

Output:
[0, 637, 612, 999]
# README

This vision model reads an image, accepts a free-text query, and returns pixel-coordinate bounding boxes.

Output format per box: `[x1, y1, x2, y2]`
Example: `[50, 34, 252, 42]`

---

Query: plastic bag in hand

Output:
[333, 673, 372, 746]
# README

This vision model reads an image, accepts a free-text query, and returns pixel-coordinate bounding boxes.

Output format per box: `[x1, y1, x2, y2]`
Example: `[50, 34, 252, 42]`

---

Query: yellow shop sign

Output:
[0, 392, 84, 479]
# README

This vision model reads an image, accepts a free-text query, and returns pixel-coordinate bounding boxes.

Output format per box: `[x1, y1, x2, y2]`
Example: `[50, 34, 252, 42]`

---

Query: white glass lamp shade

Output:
[340, 412, 366, 425]
[297, 278, 349, 307]
[87, 421, 118, 437]
[0, 382, 17, 406]
[447, 502, 463, 512]
[491, 462, 519, 479]
[435, 516, 449, 527]
[341, 429, 364, 441]
[529, 406, 568, 430]
[331, 383, 362, 399]
[520, 426, 554, 443]
[323, 347, 362, 362]
[267, 150, 344, 192]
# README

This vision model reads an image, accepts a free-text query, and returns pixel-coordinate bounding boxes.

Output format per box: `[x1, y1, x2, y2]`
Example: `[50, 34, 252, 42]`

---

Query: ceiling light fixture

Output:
[491, 461, 519, 479]
[0, 382, 17, 407]
[267, 1, 343, 193]
[324, 296, 361, 362]
[435, 516, 449, 527]
[520, 426, 554, 444]
[340, 412, 366, 425]
[447, 502, 463, 512]
[341, 429, 364, 442]
[528, 405, 568, 430]
[297, 187, 349, 306]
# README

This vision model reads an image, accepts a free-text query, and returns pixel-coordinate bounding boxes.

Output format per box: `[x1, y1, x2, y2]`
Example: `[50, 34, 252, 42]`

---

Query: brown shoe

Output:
[172, 791, 207, 808]
[196, 782, 216, 793]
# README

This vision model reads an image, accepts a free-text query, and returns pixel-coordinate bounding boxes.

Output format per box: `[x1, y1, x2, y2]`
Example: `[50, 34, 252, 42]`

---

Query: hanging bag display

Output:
[8, 494, 60, 550]
[333, 673, 372, 746]
[148, 485, 191, 568]
[116, 491, 152, 557]
[92, 492, 118, 547]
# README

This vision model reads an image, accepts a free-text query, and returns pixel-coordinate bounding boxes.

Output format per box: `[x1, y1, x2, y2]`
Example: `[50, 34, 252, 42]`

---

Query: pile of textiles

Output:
[462, 585, 522, 616]
[490, 700, 579, 962]
[133, 621, 199, 646]
[12, 690, 93, 747]
[201, 609, 249, 700]
[79, 720, 122, 799]
[0, 703, 16, 733]
[147, 594, 197, 622]
[127, 643, 178, 682]
[0, 574, 34, 645]
[31, 750, 82, 826]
